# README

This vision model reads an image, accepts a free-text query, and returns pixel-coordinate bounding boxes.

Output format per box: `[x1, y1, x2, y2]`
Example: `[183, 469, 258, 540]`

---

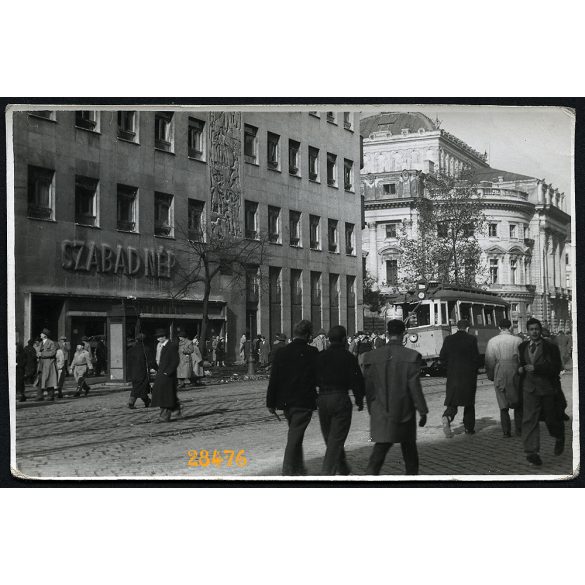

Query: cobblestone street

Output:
[14, 370, 577, 480]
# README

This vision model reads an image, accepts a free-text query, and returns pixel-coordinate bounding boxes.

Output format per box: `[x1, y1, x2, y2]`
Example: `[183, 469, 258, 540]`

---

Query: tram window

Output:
[472, 304, 484, 326]
[448, 301, 457, 325]
[494, 306, 505, 323]
[441, 302, 448, 325]
[460, 303, 472, 323]
[407, 303, 430, 326]
[485, 305, 494, 325]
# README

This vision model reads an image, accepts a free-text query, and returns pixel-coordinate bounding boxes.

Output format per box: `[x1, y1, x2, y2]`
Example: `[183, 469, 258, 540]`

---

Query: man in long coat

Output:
[552, 330, 571, 369]
[127, 333, 156, 408]
[485, 318, 522, 437]
[439, 319, 480, 437]
[266, 320, 319, 475]
[36, 328, 59, 401]
[363, 319, 428, 475]
[518, 317, 565, 466]
[176, 329, 194, 387]
[151, 328, 181, 423]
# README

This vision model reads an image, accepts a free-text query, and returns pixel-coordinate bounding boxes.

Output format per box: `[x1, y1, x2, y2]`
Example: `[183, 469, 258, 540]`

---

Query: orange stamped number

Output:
[187, 449, 248, 468]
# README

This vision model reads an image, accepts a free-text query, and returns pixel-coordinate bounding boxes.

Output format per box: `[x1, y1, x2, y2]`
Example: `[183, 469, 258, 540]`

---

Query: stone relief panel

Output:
[208, 111, 242, 237]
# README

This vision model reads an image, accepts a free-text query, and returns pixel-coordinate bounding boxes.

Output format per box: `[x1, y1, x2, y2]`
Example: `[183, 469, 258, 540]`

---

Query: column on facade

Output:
[366, 222, 379, 283]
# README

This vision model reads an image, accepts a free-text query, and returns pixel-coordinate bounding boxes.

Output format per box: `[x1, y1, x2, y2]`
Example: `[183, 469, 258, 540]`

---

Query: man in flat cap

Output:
[36, 328, 58, 401]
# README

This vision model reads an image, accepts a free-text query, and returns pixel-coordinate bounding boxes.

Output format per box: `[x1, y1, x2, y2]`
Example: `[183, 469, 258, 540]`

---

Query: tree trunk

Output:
[452, 229, 459, 285]
[199, 265, 212, 359]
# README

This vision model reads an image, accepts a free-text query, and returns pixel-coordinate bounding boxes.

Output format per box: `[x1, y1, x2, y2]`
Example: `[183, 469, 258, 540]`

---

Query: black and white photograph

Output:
[6, 103, 578, 480]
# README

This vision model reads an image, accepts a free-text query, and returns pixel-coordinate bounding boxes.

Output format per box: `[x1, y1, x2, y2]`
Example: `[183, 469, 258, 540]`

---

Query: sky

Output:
[361, 104, 574, 197]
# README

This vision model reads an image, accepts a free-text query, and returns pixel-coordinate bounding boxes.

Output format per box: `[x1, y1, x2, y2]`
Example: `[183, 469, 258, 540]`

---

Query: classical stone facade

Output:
[12, 109, 363, 378]
[360, 112, 572, 333]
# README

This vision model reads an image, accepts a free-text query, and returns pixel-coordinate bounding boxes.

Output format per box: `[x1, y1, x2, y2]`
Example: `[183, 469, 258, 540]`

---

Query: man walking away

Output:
[363, 320, 428, 475]
[518, 318, 565, 466]
[316, 325, 365, 475]
[266, 320, 319, 476]
[485, 318, 522, 437]
[127, 333, 155, 408]
[151, 328, 181, 423]
[439, 319, 480, 437]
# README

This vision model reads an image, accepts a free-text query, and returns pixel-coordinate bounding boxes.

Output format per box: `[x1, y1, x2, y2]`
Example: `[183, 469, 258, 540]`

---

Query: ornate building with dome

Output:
[360, 112, 572, 333]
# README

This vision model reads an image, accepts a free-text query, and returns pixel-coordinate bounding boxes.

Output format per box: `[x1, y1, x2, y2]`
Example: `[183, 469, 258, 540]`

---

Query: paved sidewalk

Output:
[13, 371, 577, 480]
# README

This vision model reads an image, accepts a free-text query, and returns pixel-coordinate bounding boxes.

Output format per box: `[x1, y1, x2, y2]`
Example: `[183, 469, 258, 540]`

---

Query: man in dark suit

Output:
[518, 317, 565, 466]
[266, 320, 318, 475]
[439, 319, 480, 437]
[127, 333, 156, 409]
[151, 327, 181, 423]
[315, 325, 365, 475]
[363, 319, 428, 475]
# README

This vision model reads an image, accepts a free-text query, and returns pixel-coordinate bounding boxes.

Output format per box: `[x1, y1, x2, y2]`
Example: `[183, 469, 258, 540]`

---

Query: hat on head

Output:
[176, 328, 186, 337]
[82, 336, 89, 341]
[41, 328, 51, 337]
[59, 335, 67, 340]
[154, 328, 168, 338]
[317, 329, 326, 336]
[275, 333, 286, 341]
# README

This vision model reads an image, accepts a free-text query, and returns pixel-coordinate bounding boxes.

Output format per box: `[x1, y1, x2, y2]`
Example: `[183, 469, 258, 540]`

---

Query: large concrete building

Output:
[12, 108, 363, 378]
[360, 112, 572, 333]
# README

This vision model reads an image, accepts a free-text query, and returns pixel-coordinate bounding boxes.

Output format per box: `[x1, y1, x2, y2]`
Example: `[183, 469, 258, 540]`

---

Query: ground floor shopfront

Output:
[19, 292, 226, 381]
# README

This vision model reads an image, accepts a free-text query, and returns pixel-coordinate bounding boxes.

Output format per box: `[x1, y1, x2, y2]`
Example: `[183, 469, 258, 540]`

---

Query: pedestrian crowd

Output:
[265, 316, 571, 476]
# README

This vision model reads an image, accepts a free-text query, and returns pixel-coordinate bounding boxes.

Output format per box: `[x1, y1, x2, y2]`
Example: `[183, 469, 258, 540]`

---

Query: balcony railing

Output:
[117, 220, 136, 232]
[289, 165, 299, 175]
[118, 128, 136, 141]
[268, 233, 280, 243]
[155, 223, 172, 236]
[477, 187, 529, 201]
[309, 171, 318, 181]
[290, 236, 300, 247]
[76, 213, 96, 227]
[327, 178, 336, 186]
[245, 229, 258, 240]
[267, 159, 279, 169]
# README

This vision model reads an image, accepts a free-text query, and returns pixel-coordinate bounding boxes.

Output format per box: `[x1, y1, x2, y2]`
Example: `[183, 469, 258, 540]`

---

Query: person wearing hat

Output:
[127, 333, 155, 408]
[439, 319, 480, 437]
[176, 329, 194, 388]
[151, 327, 181, 422]
[35, 328, 59, 401]
[70, 342, 94, 397]
[268, 333, 287, 364]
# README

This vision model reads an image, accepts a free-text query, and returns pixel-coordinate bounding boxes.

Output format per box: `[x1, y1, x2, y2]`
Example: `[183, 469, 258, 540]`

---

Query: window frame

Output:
[116, 184, 138, 233]
[27, 165, 55, 221]
[75, 110, 100, 132]
[309, 214, 321, 250]
[244, 124, 258, 165]
[385, 222, 398, 239]
[188, 117, 206, 160]
[488, 223, 498, 237]
[345, 222, 355, 255]
[343, 158, 353, 191]
[154, 112, 175, 153]
[268, 205, 281, 244]
[187, 198, 205, 242]
[244, 200, 259, 240]
[326, 152, 337, 187]
[308, 146, 320, 182]
[267, 131, 280, 170]
[288, 139, 300, 176]
[289, 210, 302, 247]
[117, 111, 138, 142]
[154, 191, 175, 237]
[74, 175, 100, 227]
[328, 218, 338, 253]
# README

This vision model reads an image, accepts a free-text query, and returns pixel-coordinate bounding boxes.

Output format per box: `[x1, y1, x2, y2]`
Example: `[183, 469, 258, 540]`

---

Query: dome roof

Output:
[360, 112, 438, 138]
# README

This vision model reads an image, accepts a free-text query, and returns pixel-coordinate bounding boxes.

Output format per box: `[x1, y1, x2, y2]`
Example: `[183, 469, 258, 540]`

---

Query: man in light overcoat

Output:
[363, 319, 428, 475]
[485, 318, 522, 437]
[36, 328, 58, 401]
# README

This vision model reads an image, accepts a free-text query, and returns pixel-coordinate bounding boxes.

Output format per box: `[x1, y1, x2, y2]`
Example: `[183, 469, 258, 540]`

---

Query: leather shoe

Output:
[554, 437, 565, 456]
[442, 416, 453, 438]
[527, 453, 543, 466]
[465, 429, 476, 435]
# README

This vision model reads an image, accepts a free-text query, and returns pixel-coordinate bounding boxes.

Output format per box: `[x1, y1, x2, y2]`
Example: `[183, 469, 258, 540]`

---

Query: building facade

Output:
[12, 109, 363, 379]
[360, 112, 572, 333]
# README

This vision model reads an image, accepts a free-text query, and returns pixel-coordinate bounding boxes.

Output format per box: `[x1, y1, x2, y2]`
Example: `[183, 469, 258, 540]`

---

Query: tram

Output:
[383, 284, 510, 374]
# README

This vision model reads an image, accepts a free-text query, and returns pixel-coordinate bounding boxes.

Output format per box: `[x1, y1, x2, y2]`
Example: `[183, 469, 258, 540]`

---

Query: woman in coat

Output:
[259, 336, 269, 366]
[176, 330, 194, 387]
[24, 339, 38, 384]
[215, 336, 226, 367]
[70, 342, 94, 397]
[191, 336, 204, 384]
[36, 328, 59, 401]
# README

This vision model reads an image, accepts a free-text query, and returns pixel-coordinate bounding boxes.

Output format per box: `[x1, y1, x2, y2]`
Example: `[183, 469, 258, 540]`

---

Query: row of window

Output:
[27, 165, 204, 238]
[488, 222, 530, 239]
[244, 124, 354, 190]
[29, 112, 355, 185]
[245, 200, 356, 255]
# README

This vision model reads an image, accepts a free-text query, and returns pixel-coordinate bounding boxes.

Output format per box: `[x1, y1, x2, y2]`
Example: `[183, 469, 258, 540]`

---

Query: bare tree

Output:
[399, 169, 487, 287]
[167, 220, 271, 356]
